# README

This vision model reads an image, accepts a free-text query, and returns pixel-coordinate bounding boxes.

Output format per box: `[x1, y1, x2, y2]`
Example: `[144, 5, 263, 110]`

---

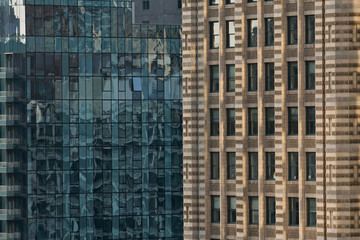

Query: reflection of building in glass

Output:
[0, 0, 182, 239]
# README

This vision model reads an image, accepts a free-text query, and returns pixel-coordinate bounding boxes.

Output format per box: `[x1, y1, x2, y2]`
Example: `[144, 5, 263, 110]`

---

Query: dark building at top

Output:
[0, 0, 182, 239]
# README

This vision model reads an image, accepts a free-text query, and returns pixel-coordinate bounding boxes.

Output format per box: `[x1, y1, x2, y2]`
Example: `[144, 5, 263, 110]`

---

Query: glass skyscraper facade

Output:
[0, 0, 182, 239]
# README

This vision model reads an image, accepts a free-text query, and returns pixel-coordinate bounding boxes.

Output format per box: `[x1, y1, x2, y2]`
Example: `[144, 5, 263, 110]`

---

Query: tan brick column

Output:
[218, 0, 227, 239]
[257, 0, 266, 239]
[297, 0, 306, 239]
[203, 2, 210, 239]
[241, 0, 249, 238]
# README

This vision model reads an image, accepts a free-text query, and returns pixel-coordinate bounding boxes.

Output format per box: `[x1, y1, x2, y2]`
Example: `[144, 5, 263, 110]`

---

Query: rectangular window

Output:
[211, 152, 219, 180]
[307, 198, 316, 227]
[227, 152, 236, 180]
[288, 152, 299, 181]
[265, 62, 274, 91]
[305, 15, 315, 44]
[288, 62, 298, 90]
[226, 0, 235, 4]
[288, 107, 298, 135]
[248, 0, 257, 2]
[210, 22, 219, 49]
[227, 108, 235, 136]
[210, 65, 219, 93]
[248, 19, 258, 47]
[306, 61, 315, 90]
[248, 108, 258, 136]
[265, 107, 274, 135]
[306, 152, 316, 181]
[178, 0, 182, 9]
[228, 196, 236, 223]
[266, 197, 276, 225]
[288, 16, 298, 45]
[289, 197, 299, 226]
[210, 109, 219, 136]
[265, 18, 274, 46]
[143, 0, 150, 10]
[248, 152, 258, 180]
[226, 21, 235, 48]
[226, 64, 235, 92]
[306, 106, 315, 135]
[210, 0, 219, 5]
[211, 196, 220, 223]
[266, 152, 275, 180]
[133, 77, 142, 91]
[249, 197, 259, 225]
[248, 63, 258, 91]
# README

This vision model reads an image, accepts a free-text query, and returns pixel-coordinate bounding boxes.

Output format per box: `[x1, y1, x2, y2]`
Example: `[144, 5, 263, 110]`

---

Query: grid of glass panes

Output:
[24, 2, 183, 239]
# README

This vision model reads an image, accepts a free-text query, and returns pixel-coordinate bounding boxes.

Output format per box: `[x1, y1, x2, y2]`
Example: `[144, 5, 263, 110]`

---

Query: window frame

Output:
[307, 198, 316, 227]
[305, 61, 315, 90]
[248, 63, 258, 91]
[227, 108, 235, 136]
[227, 152, 236, 180]
[288, 152, 299, 181]
[209, 0, 219, 5]
[288, 107, 298, 136]
[248, 19, 258, 47]
[227, 196, 236, 224]
[265, 62, 274, 91]
[289, 197, 299, 226]
[210, 109, 219, 136]
[288, 16, 298, 45]
[248, 108, 258, 136]
[265, 107, 275, 135]
[211, 195, 220, 223]
[249, 197, 259, 225]
[306, 152, 316, 181]
[265, 18, 274, 46]
[226, 21, 235, 48]
[266, 152, 275, 180]
[266, 197, 276, 225]
[305, 15, 315, 44]
[142, 0, 150, 10]
[211, 152, 220, 180]
[226, 64, 235, 92]
[210, 22, 220, 49]
[288, 61, 298, 90]
[248, 152, 258, 180]
[306, 106, 315, 135]
[210, 65, 219, 93]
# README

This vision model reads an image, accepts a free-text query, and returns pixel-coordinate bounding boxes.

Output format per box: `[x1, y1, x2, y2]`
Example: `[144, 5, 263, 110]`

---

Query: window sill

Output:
[225, 91, 235, 96]
[210, 179, 220, 182]
[288, 225, 299, 228]
[265, 134, 275, 138]
[264, 90, 275, 93]
[265, 179, 275, 182]
[265, 224, 276, 228]
[288, 179, 299, 183]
